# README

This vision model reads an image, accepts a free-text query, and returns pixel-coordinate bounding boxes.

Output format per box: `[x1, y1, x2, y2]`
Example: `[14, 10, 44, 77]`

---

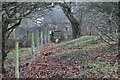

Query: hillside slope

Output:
[25, 34, 119, 78]
[3, 34, 119, 79]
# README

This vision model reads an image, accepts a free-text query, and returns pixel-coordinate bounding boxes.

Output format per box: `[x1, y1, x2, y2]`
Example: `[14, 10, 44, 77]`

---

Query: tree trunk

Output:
[2, 32, 7, 73]
[2, 23, 8, 73]
[60, 3, 81, 39]
[117, 1, 120, 76]
[70, 19, 80, 39]
[118, 2, 120, 58]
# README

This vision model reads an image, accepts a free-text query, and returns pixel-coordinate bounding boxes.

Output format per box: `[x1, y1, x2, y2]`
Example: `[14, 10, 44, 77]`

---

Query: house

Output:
[7, 5, 73, 48]
[42, 5, 73, 40]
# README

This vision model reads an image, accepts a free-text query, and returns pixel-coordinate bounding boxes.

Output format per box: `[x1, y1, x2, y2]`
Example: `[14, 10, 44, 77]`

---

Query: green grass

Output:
[5, 46, 41, 62]
[71, 60, 118, 78]
[83, 61, 118, 77]
[83, 43, 106, 50]
[5, 48, 32, 68]
[72, 60, 118, 78]
[4, 46, 41, 70]
[5, 48, 32, 62]
[52, 34, 118, 78]
[5, 33, 118, 77]
[53, 34, 118, 51]
[55, 49, 80, 57]
[53, 34, 118, 58]
[53, 35, 97, 48]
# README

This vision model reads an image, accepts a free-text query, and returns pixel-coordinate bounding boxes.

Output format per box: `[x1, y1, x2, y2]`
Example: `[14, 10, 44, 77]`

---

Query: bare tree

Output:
[117, 1, 120, 61]
[1, 2, 50, 73]
[60, 3, 81, 39]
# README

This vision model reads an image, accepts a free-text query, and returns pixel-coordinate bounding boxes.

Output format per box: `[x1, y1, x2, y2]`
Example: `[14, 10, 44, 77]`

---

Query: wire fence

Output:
[7, 30, 51, 78]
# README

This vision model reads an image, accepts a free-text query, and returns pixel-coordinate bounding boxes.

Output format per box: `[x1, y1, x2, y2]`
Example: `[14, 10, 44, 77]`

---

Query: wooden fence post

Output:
[36, 30, 40, 52]
[15, 41, 19, 79]
[47, 31, 50, 44]
[40, 31, 43, 47]
[44, 31, 47, 45]
[31, 33, 35, 60]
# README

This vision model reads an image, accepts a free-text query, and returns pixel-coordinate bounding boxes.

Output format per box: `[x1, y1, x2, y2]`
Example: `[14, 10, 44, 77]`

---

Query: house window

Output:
[53, 27, 56, 31]
[65, 26, 69, 31]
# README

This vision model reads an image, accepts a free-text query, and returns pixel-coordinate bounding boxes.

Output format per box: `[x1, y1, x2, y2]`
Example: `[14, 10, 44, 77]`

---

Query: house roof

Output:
[43, 5, 70, 24]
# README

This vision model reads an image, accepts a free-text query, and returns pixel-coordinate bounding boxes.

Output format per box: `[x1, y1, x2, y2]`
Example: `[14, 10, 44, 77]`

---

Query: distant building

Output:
[10, 5, 73, 41]
[7, 5, 73, 48]
[42, 5, 73, 40]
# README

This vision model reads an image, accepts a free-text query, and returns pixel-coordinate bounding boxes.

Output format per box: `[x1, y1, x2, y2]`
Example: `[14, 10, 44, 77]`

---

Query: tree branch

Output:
[7, 19, 22, 31]
[6, 29, 14, 39]
[91, 22, 117, 42]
